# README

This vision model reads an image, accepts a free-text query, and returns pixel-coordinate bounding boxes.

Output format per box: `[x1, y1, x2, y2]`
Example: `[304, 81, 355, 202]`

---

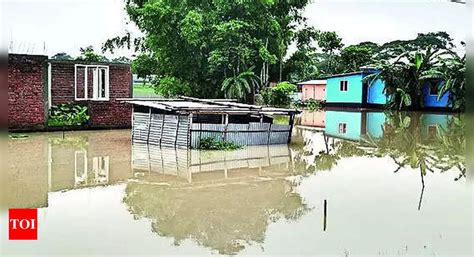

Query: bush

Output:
[48, 104, 90, 127]
[153, 76, 191, 97]
[196, 137, 242, 150]
[259, 81, 297, 107]
[293, 99, 324, 111]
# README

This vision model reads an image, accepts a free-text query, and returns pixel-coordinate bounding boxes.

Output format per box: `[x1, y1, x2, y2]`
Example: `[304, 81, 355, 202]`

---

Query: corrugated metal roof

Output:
[298, 80, 326, 85]
[124, 96, 298, 115]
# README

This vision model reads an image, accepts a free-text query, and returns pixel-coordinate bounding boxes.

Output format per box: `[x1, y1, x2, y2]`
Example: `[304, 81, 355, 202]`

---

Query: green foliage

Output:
[9, 134, 29, 139]
[51, 52, 73, 60]
[104, 0, 313, 99]
[112, 56, 131, 64]
[196, 137, 242, 151]
[339, 42, 379, 72]
[76, 46, 109, 62]
[293, 99, 324, 111]
[420, 51, 466, 111]
[272, 115, 290, 125]
[284, 31, 458, 82]
[48, 104, 90, 127]
[153, 76, 191, 98]
[221, 69, 260, 101]
[316, 31, 344, 74]
[260, 81, 296, 107]
[132, 54, 159, 84]
[365, 41, 465, 111]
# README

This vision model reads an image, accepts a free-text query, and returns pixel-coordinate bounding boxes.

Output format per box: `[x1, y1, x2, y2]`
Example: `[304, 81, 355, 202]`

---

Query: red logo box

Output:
[9, 208, 38, 240]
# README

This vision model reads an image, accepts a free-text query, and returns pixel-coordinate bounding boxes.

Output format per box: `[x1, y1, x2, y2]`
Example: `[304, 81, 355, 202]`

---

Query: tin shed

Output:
[126, 97, 298, 148]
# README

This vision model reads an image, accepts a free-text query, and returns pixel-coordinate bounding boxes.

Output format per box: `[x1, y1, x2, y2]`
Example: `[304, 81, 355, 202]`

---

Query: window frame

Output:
[338, 123, 347, 134]
[339, 80, 348, 92]
[427, 124, 438, 136]
[75, 64, 110, 101]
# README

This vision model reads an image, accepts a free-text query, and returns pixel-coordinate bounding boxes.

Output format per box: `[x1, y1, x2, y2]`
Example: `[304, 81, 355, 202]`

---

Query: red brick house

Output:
[8, 53, 132, 131]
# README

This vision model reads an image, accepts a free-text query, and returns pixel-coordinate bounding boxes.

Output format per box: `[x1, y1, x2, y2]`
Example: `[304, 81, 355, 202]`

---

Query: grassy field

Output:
[133, 83, 161, 98]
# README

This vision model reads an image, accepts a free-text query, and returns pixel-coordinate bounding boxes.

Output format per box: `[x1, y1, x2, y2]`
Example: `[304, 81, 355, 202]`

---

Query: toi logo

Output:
[9, 209, 38, 240]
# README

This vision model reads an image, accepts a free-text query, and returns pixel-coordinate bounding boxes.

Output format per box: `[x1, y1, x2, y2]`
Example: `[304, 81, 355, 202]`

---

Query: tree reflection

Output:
[362, 112, 465, 179]
[124, 179, 310, 255]
[313, 112, 465, 181]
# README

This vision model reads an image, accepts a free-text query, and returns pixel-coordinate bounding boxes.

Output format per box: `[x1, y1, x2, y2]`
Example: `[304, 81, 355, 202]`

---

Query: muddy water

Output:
[1, 111, 472, 256]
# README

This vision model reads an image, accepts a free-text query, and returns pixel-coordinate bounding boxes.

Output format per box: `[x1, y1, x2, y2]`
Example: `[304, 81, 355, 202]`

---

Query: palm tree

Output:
[221, 68, 260, 101]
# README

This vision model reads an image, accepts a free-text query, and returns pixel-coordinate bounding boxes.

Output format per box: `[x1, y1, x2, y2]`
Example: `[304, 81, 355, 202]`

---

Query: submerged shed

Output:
[125, 97, 298, 148]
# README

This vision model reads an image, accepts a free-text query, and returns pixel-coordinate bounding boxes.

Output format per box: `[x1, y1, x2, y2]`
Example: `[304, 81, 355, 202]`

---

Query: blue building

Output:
[324, 69, 387, 108]
[325, 110, 387, 141]
[324, 70, 451, 110]
[422, 81, 450, 108]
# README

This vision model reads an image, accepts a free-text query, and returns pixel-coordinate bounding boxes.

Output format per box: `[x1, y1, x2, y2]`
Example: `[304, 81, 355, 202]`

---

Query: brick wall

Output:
[8, 54, 48, 130]
[50, 60, 133, 128]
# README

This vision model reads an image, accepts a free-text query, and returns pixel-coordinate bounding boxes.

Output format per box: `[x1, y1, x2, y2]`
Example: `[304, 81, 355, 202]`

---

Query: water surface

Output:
[1, 111, 471, 256]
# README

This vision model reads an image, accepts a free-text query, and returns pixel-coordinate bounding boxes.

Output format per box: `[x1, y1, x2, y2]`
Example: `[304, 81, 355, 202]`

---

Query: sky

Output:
[1, 0, 469, 58]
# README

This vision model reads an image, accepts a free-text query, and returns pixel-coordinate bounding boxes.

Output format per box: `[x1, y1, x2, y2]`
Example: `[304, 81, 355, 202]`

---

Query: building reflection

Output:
[3, 130, 133, 209]
[298, 110, 465, 182]
[127, 144, 311, 255]
[4, 130, 314, 255]
[132, 144, 302, 183]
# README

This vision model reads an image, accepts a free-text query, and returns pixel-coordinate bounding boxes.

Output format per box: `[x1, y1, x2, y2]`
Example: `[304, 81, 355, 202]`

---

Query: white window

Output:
[75, 65, 110, 101]
[74, 151, 88, 186]
[92, 156, 109, 184]
[339, 80, 348, 91]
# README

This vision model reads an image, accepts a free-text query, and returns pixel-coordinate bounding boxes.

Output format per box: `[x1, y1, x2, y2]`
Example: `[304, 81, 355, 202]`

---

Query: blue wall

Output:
[366, 112, 387, 138]
[325, 111, 362, 141]
[420, 113, 451, 138]
[365, 77, 387, 105]
[422, 81, 450, 108]
[326, 74, 364, 104]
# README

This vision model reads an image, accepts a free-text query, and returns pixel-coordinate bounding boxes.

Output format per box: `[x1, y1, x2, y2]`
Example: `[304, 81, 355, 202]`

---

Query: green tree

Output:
[154, 76, 191, 98]
[260, 81, 296, 107]
[77, 46, 109, 62]
[316, 31, 344, 74]
[112, 56, 131, 64]
[377, 32, 454, 60]
[131, 54, 159, 85]
[104, 0, 313, 100]
[51, 52, 73, 60]
[283, 27, 319, 82]
[339, 42, 379, 72]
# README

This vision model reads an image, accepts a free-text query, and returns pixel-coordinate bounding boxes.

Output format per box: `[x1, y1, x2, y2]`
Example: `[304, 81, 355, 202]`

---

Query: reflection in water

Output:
[3, 130, 132, 209]
[303, 111, 466, 180]
[2, 111, 471, 256]
[300, 110, 466, 211]
[127, 144, 312, 254]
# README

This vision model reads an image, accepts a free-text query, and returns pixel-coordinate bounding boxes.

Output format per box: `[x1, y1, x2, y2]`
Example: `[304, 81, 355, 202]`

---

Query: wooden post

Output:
[287, 113, 295, 144]
[174, 115, 180, 148]
[159, 114, 165, 147]
[146, 107, 152, 144]
[188, 113, 193, 148]
[323, 199, 327, 231]
[223, 113, 229, 141]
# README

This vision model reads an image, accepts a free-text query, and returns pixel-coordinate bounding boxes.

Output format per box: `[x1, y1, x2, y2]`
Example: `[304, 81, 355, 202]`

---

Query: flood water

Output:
[1, 111, 472, 256]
